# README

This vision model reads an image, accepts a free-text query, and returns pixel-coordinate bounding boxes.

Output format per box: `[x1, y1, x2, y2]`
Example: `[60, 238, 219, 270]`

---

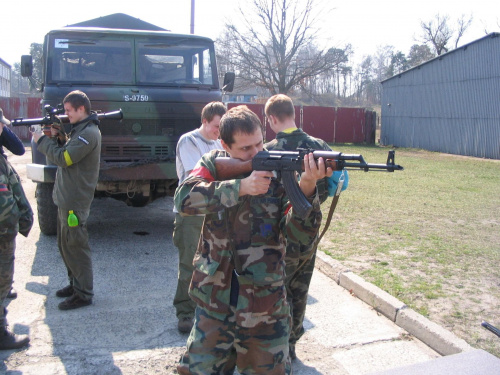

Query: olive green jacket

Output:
[37, 114, 101, 211]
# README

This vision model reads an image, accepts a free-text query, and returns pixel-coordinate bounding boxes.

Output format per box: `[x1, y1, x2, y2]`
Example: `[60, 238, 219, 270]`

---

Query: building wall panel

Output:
[381, 33, 500, 159]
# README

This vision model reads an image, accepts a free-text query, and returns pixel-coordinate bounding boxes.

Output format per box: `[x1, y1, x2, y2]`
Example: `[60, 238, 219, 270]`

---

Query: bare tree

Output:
[454, 14, 473, 48]
[419, 13, 473, 55]
[419, 14, 453, 55]
[217, 0, 350, 95]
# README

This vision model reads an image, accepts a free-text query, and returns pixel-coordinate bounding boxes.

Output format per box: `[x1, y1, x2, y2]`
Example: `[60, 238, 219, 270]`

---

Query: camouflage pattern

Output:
[174, 149, 322, 374]
[0, 156, 33, 326]
[265, 128, 332, 348]
[0, 156, 33, 239]
[0, 239, 15, 326]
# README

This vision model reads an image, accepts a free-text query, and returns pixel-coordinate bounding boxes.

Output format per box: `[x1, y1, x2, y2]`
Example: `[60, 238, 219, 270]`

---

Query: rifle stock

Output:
[215, 157, 253, 180]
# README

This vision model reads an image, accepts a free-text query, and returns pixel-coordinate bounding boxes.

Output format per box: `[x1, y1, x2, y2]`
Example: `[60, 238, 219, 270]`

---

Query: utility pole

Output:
[190, 0, 195, 34]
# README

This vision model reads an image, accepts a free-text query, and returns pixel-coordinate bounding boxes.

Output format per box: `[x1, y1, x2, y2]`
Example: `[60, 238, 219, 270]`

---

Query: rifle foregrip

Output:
[282, 170, 312, 217]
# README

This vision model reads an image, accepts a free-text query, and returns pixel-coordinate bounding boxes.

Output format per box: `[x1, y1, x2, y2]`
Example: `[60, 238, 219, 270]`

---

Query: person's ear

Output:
[221, 139, 231, 153]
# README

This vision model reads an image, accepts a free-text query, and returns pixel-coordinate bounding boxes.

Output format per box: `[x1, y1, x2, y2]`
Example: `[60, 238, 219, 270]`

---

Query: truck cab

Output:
[21, 14, 234, 234]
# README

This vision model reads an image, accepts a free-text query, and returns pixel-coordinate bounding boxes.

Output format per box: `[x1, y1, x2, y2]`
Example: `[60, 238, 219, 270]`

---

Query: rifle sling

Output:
[318, 192, 340, 243]
[295, 170, 346, 274]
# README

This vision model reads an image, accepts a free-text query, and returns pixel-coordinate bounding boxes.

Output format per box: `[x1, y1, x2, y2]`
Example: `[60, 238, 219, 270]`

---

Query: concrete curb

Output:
[315, 251, 473, 356]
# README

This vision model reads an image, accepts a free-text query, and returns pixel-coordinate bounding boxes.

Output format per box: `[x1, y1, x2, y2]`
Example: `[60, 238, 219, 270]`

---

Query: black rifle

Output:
[11, 104, 123, 130]
[482, 321, 500, 338]
[215, 149, 404, 217]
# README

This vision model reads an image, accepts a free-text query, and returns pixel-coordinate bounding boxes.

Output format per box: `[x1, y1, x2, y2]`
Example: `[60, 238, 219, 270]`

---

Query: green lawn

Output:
[318, 144, 500, 356]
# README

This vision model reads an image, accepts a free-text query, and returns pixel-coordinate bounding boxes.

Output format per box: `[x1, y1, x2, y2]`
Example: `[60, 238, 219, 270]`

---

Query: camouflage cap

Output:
[0, 108, 10, 125]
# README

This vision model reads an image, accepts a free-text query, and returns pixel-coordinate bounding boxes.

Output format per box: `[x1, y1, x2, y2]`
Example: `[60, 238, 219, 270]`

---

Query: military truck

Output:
[20, 13, 234, 235]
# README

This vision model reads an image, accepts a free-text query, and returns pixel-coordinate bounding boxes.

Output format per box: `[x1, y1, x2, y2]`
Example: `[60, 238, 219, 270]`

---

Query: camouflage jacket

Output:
[37, 114, 101, 211]
[0, 156, 33, 239]
[265, 128, 332, 204]
[174, 149, 322, 319]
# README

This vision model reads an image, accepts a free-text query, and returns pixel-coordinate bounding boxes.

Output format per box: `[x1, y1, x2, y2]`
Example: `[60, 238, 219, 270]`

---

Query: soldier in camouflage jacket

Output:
[264, 94, 333, 360]
[0, 123, 33, 349]
[175, 105, 331, 375]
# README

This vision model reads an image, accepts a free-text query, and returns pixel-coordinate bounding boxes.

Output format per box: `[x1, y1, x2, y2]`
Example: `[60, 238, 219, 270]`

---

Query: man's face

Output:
[202, 115, 222, 141]
[64, 103, 87, 124]
[222, 128, 263, 162]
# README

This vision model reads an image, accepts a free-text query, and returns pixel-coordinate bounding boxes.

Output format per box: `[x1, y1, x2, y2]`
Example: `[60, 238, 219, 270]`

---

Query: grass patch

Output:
[318, 144, 500, 356]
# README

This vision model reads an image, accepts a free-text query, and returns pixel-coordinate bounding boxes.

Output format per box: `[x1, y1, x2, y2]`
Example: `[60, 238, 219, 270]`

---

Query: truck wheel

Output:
[36, 183, 58, 235]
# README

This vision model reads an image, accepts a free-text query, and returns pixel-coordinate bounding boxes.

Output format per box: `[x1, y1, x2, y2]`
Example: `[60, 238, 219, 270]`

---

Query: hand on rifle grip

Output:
[239, 170, 274, 197]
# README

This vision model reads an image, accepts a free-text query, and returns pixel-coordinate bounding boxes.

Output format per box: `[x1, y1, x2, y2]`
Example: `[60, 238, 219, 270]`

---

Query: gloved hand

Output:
[327, 170, 348, 196]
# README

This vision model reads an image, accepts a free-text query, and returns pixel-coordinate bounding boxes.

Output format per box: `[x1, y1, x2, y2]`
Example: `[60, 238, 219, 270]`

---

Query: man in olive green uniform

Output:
[0, 110, 34, 349]
[173, 101, 226, 333]
[264, 94, 347, 361]
[33, 90, 101, 310]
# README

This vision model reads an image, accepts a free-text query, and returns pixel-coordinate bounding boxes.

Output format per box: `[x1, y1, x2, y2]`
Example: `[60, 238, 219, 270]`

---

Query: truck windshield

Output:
[48, 38, 133, 84]
[137, 40, 215, 86]
[47, 35, 217, 87]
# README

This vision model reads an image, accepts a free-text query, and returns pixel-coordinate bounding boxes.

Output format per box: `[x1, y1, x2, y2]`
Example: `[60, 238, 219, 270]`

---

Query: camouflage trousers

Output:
[177, 305, 292, 375]
[57, 207, 93, 300]
[172, 213, 203, 319]
[285, 241, 318, 347]
[0, 237, 15, 326]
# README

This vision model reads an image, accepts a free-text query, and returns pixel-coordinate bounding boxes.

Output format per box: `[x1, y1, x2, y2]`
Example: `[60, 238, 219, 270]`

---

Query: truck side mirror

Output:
[21, 55, 33, 77]
[222, 72, 235, 93]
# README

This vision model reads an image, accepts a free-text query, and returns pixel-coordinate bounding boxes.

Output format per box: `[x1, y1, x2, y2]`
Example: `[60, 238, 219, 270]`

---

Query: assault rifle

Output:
[215, 149, 404, 217]
[11, 104, 123, 135]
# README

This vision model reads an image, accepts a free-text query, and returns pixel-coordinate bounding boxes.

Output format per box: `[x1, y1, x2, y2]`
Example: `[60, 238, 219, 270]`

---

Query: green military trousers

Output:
[57, 207, 93, 301]
[0, 237, 15, 326]
[172, 213, 204, 319]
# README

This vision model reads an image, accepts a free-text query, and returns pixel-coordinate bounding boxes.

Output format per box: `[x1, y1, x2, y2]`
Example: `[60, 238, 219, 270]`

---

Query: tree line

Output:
[11, 0, 495, 108]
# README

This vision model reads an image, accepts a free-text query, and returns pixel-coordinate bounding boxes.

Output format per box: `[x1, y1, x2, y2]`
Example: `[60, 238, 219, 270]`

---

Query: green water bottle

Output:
[68, 210, 79, 227]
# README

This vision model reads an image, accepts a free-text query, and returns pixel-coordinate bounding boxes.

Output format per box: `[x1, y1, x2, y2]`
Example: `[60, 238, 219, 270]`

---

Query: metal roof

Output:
[381, 32, 500, 84]
[66, 13, 168, 32]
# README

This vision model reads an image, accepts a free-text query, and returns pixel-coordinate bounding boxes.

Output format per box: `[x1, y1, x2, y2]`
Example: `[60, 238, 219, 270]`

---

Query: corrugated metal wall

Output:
[228, 103, 375, 144]
[381, 33, 500, 159]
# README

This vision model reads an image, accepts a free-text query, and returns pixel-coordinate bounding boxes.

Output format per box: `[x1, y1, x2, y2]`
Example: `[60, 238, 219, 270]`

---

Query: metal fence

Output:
[0, 96, 42, 141]
[227, 103, 376, 144]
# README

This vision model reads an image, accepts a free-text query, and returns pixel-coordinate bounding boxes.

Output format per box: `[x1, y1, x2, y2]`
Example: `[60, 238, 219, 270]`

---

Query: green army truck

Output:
[20, 14, 234, 235]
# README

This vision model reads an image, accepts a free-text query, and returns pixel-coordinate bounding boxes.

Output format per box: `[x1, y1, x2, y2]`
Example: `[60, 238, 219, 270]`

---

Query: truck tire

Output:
[36, 183, 58, 235]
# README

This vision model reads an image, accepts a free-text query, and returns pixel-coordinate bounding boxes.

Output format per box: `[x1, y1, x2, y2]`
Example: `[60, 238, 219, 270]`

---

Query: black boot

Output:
[6, 288, 17, 299]
[0, 326, 29, 350]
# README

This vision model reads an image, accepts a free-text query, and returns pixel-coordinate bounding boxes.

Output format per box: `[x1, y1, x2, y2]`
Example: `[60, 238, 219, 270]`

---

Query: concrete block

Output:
[338, 272, 406, 322]
[315, 251, 350, 284]
[395, 307, 473, 356]
[370, 349, 497, 375]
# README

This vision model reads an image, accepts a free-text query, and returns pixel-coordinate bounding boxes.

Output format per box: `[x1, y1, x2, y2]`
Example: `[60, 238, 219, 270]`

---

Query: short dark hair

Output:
[265, 94, 295, 122]
[201, 101, 227, 123]
[219, 105, 263, 147]
[63, 90, 91, 115]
